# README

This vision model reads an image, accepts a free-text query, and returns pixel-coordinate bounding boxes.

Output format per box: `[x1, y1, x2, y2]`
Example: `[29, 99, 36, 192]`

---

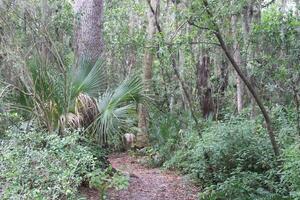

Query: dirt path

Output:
[107, 153, 199, 200]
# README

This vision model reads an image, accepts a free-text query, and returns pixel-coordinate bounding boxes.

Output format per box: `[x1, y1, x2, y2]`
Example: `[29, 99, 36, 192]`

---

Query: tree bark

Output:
[201, 0, 280, 157]
[197, 56, 214, 118]
[219, 56, 228, 96]
[136, 0, 160, 148]
[74, 0, 104, 64]
[231, 14, 244, 113]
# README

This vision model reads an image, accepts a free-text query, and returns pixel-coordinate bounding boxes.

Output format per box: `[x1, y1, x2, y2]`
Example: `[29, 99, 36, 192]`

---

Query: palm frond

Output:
[70, 58, 107, 99]
[87, 76, 143, 145]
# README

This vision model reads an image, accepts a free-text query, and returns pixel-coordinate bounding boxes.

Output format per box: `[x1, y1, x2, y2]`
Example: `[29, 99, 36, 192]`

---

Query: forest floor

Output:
[81, 152, 199, 200]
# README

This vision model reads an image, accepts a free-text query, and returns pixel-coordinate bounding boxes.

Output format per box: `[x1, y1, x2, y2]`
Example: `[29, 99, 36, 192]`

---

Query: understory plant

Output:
[12, 56, 143, 145]
[149, 112, 297, 199]
[0, 129, 128, 199]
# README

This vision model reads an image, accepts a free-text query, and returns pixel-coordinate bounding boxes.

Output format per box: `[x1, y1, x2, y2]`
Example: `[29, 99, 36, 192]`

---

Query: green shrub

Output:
[149, 108, 300, 199]
[164, 118, 276, 185]
[0, 129, 127, 199]
[200, 170, 289, 200]
[88, 166, 128, 199]
[148, 112, 199, 166]
[150, 115, 291, 199]
[271, 105, 299, 146]
[283, 144, 300, 199]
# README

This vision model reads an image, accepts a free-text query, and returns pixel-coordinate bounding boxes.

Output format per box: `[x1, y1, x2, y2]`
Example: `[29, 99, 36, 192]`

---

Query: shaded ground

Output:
[107, 153, 199, 200]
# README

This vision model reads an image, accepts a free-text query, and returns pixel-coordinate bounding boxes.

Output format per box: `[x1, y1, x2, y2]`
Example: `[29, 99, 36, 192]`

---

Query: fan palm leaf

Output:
[87, 76, 143, 145]
[70, 58, 107, 99]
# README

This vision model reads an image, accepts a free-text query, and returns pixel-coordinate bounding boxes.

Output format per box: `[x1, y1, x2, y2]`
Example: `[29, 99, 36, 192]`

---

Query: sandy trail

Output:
[107, 153, 199, 200]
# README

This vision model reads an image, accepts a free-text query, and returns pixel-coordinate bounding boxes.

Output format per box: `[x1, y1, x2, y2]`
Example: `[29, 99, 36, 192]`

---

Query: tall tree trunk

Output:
[242, 2, 256, 116]
[215, 49, 229, 119]
[178, 48, 188, 110]
[74, 0, 104, 64]
[175, 1, 189, 110]
[231, 14, 244, 113]
[197, 55, 214, 118]
[250, 3, 262, 117]
[136, 0, 160, 148]
[73, 0, 105, 143]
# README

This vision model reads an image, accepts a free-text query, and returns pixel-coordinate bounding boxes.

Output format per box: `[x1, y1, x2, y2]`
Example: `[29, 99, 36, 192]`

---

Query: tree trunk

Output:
[136, 0, 160, 148]
[231, 14, 244, 113]
[74, 0, 104, 64]
[250, 3, 262, 117]
[197, 56, 214, 118]
[178, 48, 189, 110]
[219, 56, 228, 96]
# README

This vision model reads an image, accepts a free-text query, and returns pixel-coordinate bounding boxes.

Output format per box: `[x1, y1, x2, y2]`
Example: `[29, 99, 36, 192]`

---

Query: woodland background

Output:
[0, 0, 300, 199]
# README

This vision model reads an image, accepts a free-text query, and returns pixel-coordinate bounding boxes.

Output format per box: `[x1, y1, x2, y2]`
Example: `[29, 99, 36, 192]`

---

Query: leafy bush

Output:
[149, 115, 293, 199]
[283, 144, 300, 199]
[148, 111, 201, 164]
[271, 105, 299, 146]
[164, 118, 275, 184]
[0, 129, 127, 199]
[200, 170, 288, 200]
[88, 166, 128, 199]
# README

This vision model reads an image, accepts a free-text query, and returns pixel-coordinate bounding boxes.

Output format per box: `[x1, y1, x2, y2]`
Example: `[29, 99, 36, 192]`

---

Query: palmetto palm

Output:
[16, 56, 143, 144]
[88, 76, 143, 144]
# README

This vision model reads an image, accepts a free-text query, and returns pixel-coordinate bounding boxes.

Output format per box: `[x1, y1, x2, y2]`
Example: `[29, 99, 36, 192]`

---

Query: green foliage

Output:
[165, 117, 275, 183]
[148, 111, 198, 166]
[0, 129, 127, 199]
[283, 144, 300, 199]
[149, 113, 296, 199]
[71, 58, 107, 99]
[88, 166, 129, 199]
[252, 7, 300, 104]
[88, 76, 144, 144]
[200, 171, 288, 200]
[272, 105, 299, 146]
[12, 55, 144, 147]
[0, 112, 22, 136]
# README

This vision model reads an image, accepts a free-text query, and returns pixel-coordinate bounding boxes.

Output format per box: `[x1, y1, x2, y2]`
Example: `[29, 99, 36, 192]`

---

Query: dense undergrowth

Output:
[148, 106, 299, 200]
[0, 121, 128, 199]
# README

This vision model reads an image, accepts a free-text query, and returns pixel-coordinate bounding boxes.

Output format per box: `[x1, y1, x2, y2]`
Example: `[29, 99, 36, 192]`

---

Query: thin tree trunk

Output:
[201, 0, 280, 157]
[171, 54, 199, 125]
[178, 48, 189, 110]
[136, 0, 160, 148]
[231, 14, 244, 113]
